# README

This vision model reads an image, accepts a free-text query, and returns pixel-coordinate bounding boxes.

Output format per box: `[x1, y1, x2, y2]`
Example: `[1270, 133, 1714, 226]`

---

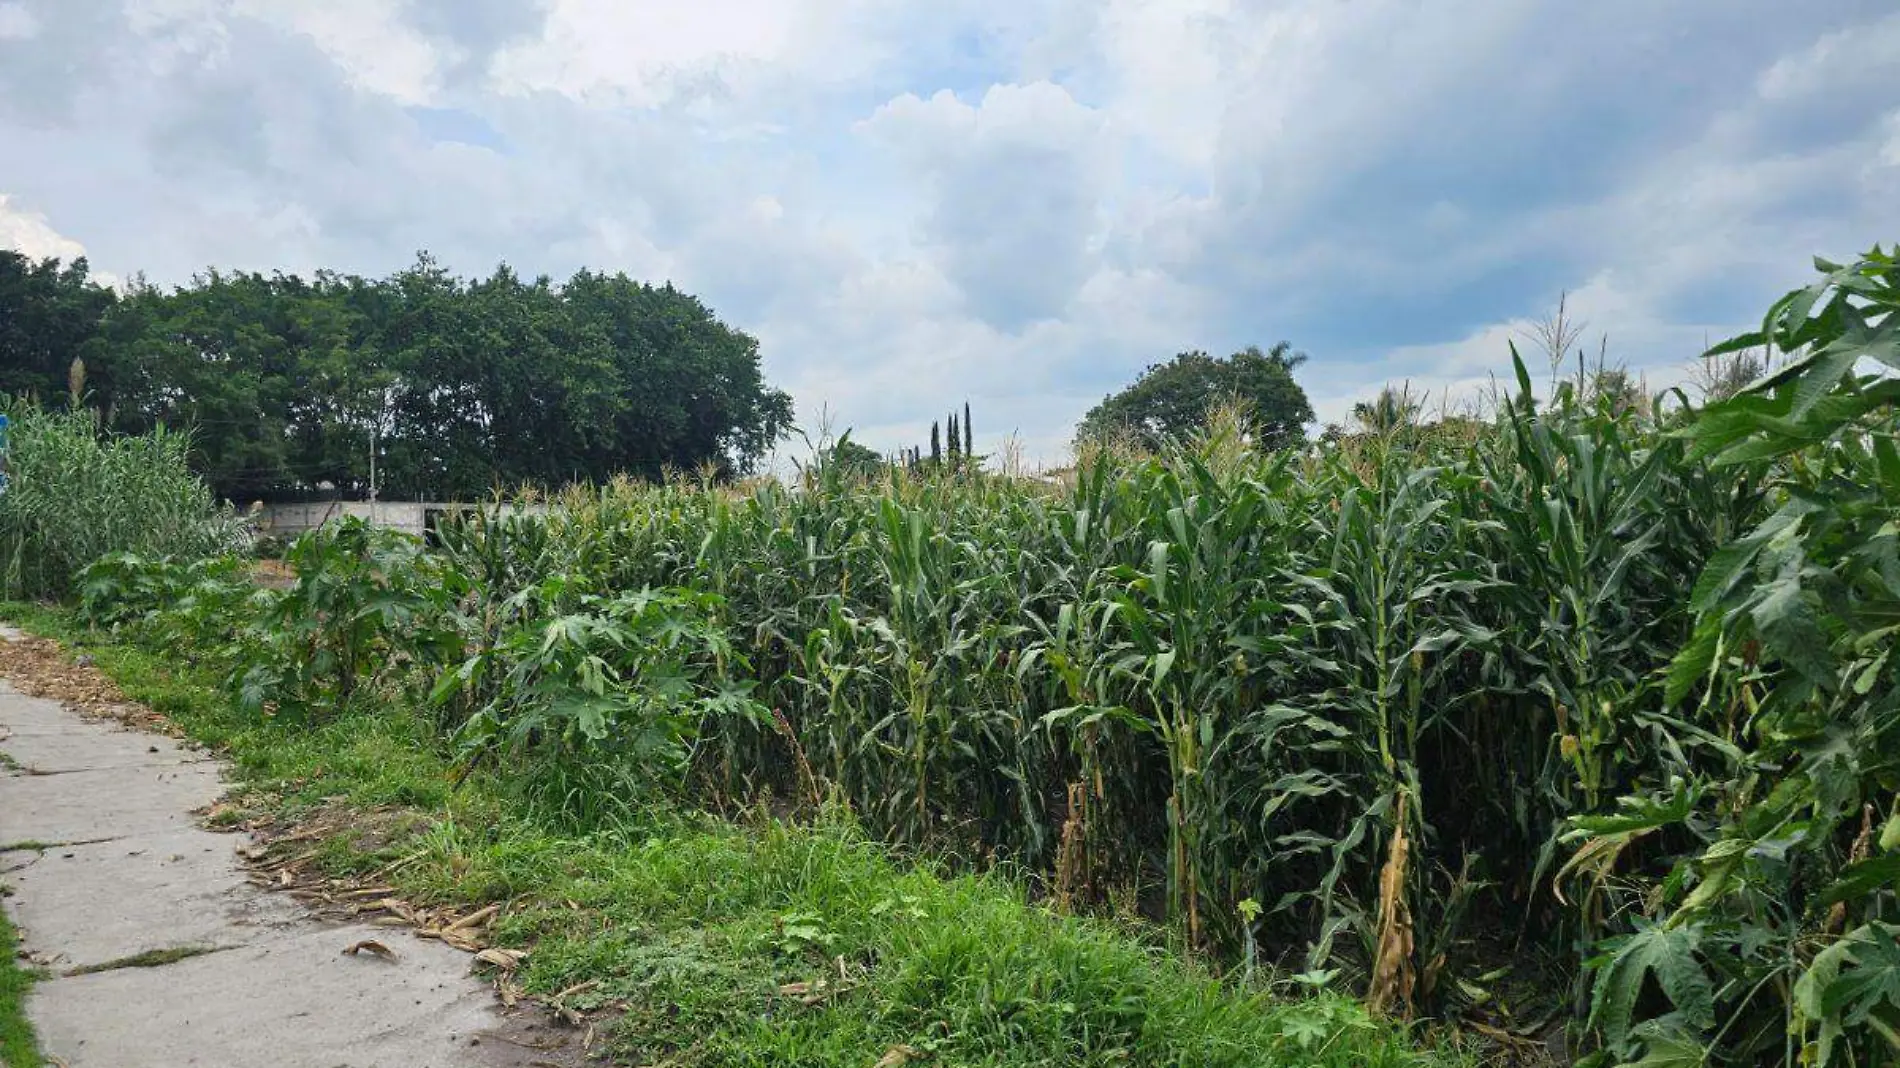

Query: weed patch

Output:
[0, 903, 42, 1068]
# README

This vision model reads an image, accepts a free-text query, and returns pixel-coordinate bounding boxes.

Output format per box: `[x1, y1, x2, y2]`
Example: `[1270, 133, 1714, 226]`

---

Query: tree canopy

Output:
[1351, 386, 1422, 434]
[816, 434, 887, 479]
[0, 253, 115, 405]
[0, 251, 794, 500]
[1075, 343, 1315, 451]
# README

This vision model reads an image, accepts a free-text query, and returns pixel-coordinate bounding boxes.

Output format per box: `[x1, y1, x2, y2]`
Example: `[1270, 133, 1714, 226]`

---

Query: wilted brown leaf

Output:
[872, 1044, 922, 1068]
[342, 939, 398, 961]
[446, 903, 500, 932]
[474, 948, 527, 971]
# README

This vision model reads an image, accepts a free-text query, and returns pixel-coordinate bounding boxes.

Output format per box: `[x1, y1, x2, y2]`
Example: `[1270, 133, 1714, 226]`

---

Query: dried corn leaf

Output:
[475, 947, 528, 971]
[342, 939, 398, 961]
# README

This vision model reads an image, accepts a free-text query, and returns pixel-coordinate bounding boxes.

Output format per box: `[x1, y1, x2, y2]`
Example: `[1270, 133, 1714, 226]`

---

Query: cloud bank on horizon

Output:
[2, 0, 1897, 466]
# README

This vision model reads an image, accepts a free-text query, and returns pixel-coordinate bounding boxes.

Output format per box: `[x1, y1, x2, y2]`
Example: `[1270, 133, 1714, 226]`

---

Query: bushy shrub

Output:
[75, 552, 253, 642]
[231, 517, 460, 720]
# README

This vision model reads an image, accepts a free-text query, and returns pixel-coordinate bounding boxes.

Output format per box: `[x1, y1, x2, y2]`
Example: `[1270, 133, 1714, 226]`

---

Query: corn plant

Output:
[1569, 248, 1900, 1066]
[68, 247, 1900, 1063]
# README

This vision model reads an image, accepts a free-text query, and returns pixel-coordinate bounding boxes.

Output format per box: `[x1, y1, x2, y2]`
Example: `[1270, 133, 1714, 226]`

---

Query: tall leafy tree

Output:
[1351, 387, 1422, 433]
[0, 252, 116, 408]
[1076, 342, 1315, 451]
[819, 434, 885, 479]
[21, 252, 794, 500]
[96, 270, 316, 499]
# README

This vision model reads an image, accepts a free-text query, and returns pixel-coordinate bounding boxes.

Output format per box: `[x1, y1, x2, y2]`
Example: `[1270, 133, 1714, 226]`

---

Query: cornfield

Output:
[73, 248, 1900, 1065]
[426, 375, 1738, 987]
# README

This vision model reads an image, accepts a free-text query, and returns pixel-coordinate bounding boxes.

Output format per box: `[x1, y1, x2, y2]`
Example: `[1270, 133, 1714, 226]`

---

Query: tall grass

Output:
[0, 403, 246, 598]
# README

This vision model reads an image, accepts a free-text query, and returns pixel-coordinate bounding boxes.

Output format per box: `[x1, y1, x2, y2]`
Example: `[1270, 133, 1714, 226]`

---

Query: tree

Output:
[56, 253, 794, 500]
[1076, 343, 1314, 451]
[1351, 387, 1421, 434]
[0, 253, 116, 408]
[1586, 368, 1649, 418]
[962, 401, 973, 458]
[1692, 345, 1766, 403]
[819, 435, 886, 479]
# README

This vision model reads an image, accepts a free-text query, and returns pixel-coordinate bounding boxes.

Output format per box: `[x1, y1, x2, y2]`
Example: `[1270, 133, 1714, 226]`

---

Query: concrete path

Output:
[0, 638, 577, 1067]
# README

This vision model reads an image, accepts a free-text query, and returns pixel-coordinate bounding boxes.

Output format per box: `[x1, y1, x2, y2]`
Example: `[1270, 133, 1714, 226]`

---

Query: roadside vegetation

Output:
[0, 897, 41, 1068]
[1, 602, 1443, 1068]
[1, 246, 1896, 1066]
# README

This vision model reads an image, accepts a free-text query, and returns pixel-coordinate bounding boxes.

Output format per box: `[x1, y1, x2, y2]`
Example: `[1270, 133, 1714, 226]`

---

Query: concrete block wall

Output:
[255, 501, 551, 540]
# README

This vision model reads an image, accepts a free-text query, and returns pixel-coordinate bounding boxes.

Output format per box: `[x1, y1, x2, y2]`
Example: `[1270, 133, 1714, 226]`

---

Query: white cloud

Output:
[1309, 269, 1721, 427]
[0, 194, 87, 261]
[1082, 0, 1231, 171]
[0, 2, 38, 40]
[0, 194, 120, 287]
[232, 0, 444, 104]
[1757, 10, 1900, 102]
[859, 82, 1109, 329]
[490, 0, 881, 106]
[2, 0, 1895, 470]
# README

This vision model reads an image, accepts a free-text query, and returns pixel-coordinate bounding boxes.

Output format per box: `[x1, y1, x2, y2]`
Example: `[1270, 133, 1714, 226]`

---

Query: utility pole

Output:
[366, 387, 387, 524]
[365, 425, 379, 527]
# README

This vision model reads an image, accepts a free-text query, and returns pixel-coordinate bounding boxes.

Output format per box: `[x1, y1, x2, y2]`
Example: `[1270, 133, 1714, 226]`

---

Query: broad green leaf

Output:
[1665, 618, 1720, 708]
[1590, 922, 1714, 1048]
[1617, 1034, 1710, 1068]
[1752, 573, 1835, 686]
[1818, 855, 1900, 907]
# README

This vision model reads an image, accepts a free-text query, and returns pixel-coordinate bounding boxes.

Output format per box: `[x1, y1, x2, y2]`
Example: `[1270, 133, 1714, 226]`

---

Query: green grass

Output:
[1, 670, 42, 1068]
[0, 602, 1461, 1068]
[1, 903, 42, 1068]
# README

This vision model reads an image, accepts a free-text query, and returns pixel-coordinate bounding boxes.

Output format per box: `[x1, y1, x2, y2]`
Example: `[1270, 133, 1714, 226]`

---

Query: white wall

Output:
[255, 501, 552, 539]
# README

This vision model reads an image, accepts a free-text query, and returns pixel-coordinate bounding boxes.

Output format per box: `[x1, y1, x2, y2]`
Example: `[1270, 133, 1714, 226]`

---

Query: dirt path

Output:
[0, 628, 577, 1068]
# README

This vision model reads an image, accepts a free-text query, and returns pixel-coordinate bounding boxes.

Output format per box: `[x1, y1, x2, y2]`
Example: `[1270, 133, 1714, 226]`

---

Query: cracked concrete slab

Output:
[31, 923, 575, 1068]
[0, 723, 210, 774]
[1, 676, 582, 1067]
[3, 827, 302, 970]
[1, 760, 224, 842]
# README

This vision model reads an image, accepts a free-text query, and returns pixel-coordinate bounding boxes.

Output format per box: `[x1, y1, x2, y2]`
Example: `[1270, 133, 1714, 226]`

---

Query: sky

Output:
[2, 0, 1898, 468]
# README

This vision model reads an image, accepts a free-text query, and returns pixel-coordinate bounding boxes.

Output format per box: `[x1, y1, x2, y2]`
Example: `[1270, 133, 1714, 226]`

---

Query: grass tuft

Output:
[0, 903, 42, 1068]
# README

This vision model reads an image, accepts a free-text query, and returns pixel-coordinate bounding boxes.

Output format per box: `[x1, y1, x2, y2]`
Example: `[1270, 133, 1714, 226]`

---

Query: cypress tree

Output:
[948, 413, 960, 461]
[930, 422, 941, 466]
[963, 401, 973, 458]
